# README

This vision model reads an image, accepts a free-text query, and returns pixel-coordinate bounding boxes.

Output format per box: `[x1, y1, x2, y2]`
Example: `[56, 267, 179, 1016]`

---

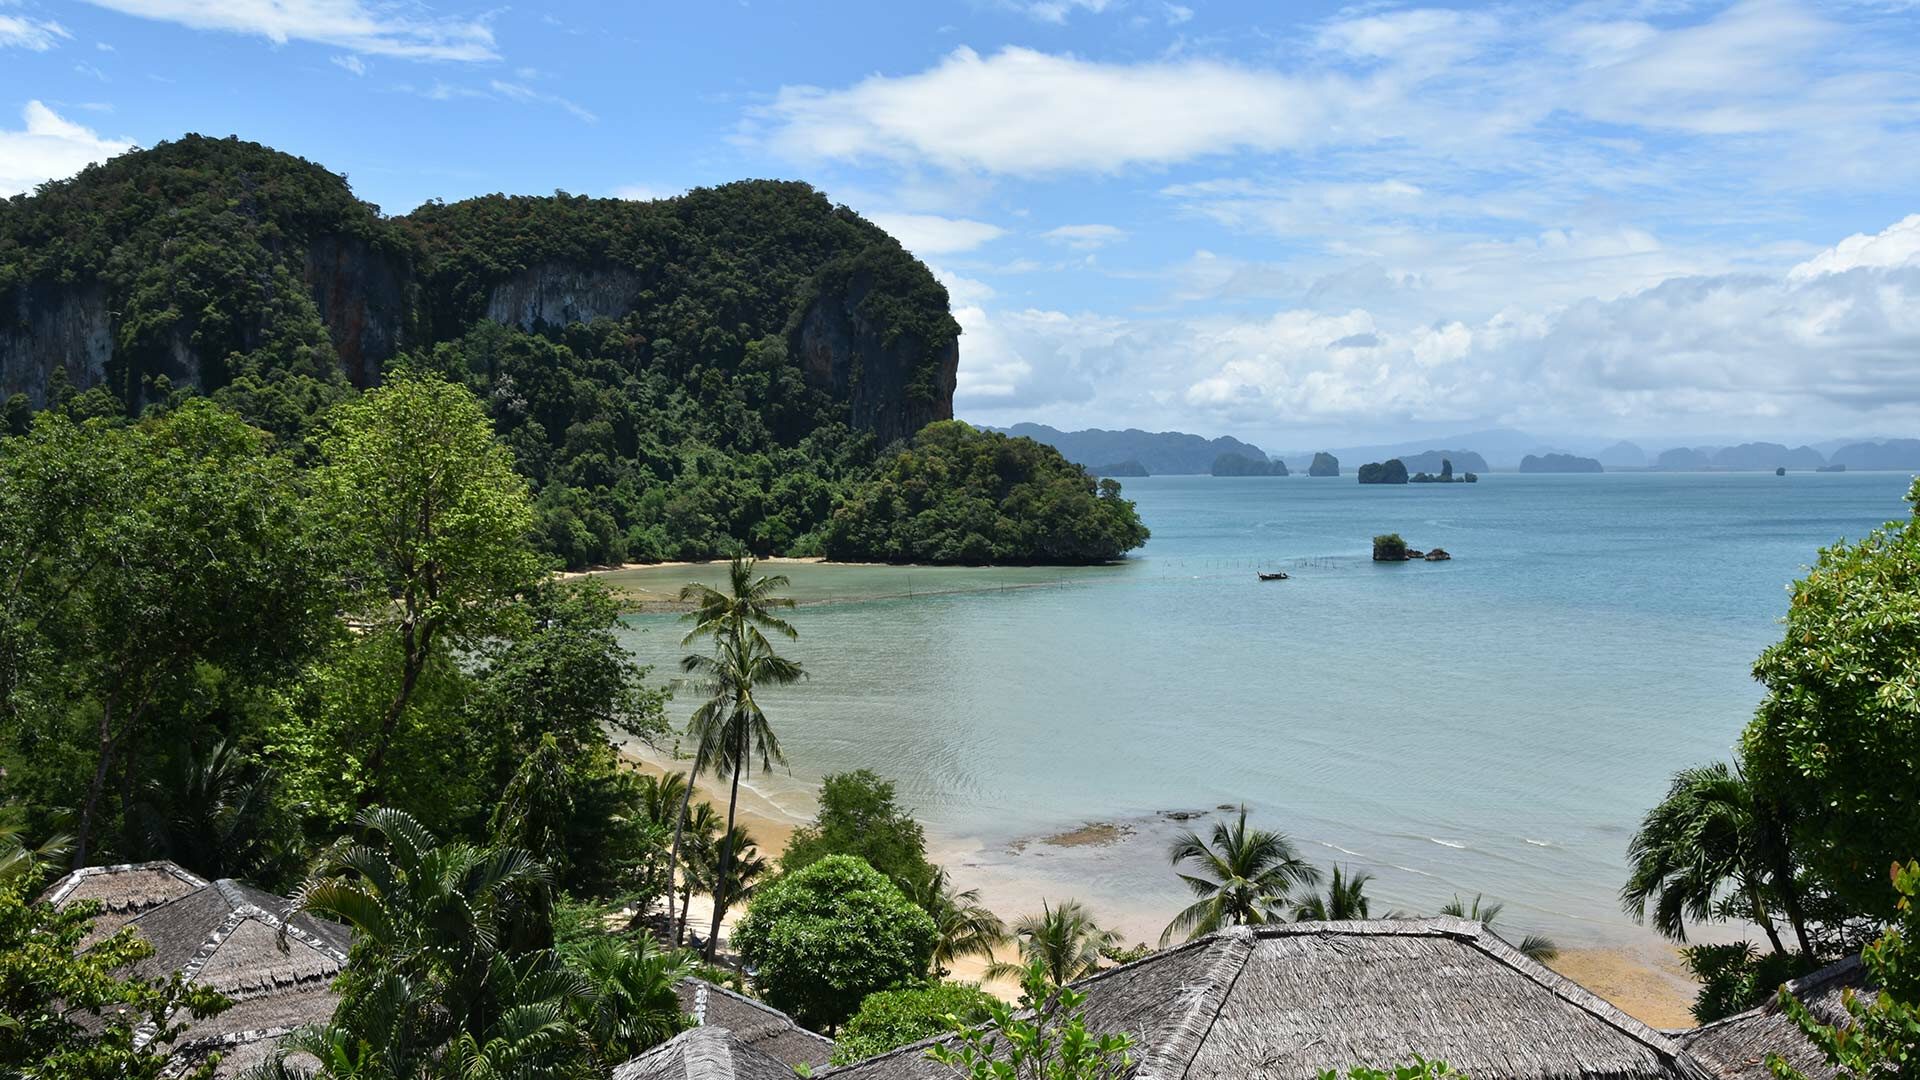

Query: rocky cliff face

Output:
[0, 281, 116, 407]
[484, 262, 646, 333]
[790, 268, 957, 445]
[304, 235, 409, 386]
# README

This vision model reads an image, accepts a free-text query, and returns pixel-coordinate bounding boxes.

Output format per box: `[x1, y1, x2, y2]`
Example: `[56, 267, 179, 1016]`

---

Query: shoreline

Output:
[616, 746, 1700, 1027]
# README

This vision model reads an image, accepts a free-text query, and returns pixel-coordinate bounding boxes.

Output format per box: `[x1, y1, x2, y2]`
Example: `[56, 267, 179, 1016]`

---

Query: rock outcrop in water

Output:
[1358, 459, 1410, 484]
[1308, 451, 1340, 477]
[1211, 451, 1288, 476]
[1520, 453, 1603, 473]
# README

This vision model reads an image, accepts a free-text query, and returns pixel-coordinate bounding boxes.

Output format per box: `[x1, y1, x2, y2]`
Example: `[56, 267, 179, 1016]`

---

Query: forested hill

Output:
[0, 136, 1155, 568]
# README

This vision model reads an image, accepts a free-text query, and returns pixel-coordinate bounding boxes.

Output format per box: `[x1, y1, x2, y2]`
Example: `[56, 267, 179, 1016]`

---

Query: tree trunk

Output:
[73, 696, 118, 867]
[664, 770, 696, 945]
[1747, 878, 1788, 956]
[363, 623, 426, 807]
[707, 760, 743, 963]
[678, 883, 693, 948]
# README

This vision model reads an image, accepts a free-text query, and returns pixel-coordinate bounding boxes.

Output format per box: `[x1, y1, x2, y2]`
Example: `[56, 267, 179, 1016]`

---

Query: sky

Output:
[4, 0, 1920, 450]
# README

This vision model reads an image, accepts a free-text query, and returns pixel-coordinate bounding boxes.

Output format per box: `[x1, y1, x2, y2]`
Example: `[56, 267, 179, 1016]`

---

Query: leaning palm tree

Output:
[988, 900, 1117, 987]
[1292, 865, 1375, 921]
[672, 802, 724, 948]
[706, 824, 766, 934]
[1161, 805, 1320, 945]
[1441, 894, 1558, 962]
[906, 866, 1009, 977]
[1621, 760, 1801, 956]
[675, 558, 804, 959]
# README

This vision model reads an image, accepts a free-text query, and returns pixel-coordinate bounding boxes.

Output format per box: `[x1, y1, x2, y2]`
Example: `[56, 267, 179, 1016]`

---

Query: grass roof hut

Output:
[1674, 957, 1866, 1080]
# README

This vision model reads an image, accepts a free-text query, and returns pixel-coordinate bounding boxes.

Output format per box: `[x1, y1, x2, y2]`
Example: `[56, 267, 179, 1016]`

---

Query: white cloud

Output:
[1041, 223, 1126, 248]
[76, 0, 497, 61]
[1015, 0, 1114, 24]
[331, 54, 366, 76]
[0, 100, 134, 197]
[612, 184, 670, 201]
[1789, 214, 1920, 279]
[1163, 4, 1194, 26]
[488, 80, 596, 123]
[865, 212, 1006, 256]
[0, 13, 70, 50]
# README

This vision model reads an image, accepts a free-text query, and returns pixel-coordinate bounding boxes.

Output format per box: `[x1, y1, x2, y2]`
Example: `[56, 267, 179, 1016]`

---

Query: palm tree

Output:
[0, 812, 69, 888]
[138, 738, 287, 882]
[1292, 865, 1375, 921]
[675, 557, 804, 960]
[988, 900, 1117, 987]
[673, 802, 723, 948]
[1621, 760, 1806, 956]
[906, 866, 1009, 977]
[1161, 805, 1320, 945]
[1440, 894, 1559, 962]
[706, 824, 765, 935]
[568, 936, 692, 1063]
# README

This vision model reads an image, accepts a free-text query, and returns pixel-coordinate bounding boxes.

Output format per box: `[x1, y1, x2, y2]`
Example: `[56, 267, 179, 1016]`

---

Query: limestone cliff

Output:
[483, 262, 645, 334]
[0, 281, 115, 406]
[303, 234, 410, 386]
[789, 264, 958, 445]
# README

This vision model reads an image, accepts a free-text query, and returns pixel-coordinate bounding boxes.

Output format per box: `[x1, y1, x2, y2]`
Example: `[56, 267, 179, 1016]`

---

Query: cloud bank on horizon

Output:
[4, 0, 1919, 445]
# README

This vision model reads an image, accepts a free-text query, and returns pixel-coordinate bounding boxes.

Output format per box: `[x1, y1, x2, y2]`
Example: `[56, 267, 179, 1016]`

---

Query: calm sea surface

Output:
[610, 471, 1916, 948]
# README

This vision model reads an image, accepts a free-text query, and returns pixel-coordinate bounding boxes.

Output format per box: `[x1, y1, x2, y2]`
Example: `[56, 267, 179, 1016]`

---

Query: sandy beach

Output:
[619, 747, 1699, 1026]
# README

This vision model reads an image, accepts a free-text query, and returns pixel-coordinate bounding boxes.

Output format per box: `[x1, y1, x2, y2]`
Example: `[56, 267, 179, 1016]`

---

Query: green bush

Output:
[1680, 941, 1815, 1024]
[1373, 534, 1409, 561]
[783, 770, 933, 886]
[832, 981, 996, 1062]
[733, 855, 937, 1032]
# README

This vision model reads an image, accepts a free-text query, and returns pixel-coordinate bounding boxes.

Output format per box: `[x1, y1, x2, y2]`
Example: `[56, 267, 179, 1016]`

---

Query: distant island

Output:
[1400, 449, 1491, 474]
[1410, 459, 1478, 483]
[1520, 453, 1603, 473]
[1308, 452, 1340, 477]
[1358, 459, 1410, 484]
[994, 424, 1273, 475]
[1372, 533, 1452, 561]
[1091, 460, 1150, 477]
[1648, 439, 1920, 472]
[1211, 452, 1288, 476]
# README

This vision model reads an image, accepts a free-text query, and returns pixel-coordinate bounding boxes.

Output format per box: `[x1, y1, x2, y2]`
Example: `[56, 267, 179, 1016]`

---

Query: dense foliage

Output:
[926, 960, 1134, 1080]
[824, 422, 1149, 564]
[1772, 860, 1920, 1080]
[732, 854, 937, 1031]
[782, 769, 934, 886]
[831, 981, 996, 1063]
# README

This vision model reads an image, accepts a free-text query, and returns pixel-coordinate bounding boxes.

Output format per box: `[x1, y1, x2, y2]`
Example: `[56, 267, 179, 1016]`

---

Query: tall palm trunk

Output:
[1745, 875, 1788, 955]
[706, 741, 744, 963]
[663, 769, 696, 944]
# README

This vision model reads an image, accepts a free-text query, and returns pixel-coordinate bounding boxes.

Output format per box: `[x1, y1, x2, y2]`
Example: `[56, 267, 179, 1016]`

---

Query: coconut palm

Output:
[988, 900, 1117, 987]
[676, 557, 804, 960]
[0, 812, 69, 888]
[672, 802, 724, 947]
[1161, 805, 1320, 945]
[1292, 865, 1375, 921]
[906, 866, 1009, 977]
[1441, 894, 1558, 962]
[568, 935, 692, 1062]
[705, 824, 766, 933]
[1621, 760, 1805, 956]
[138, 738, 288, 882]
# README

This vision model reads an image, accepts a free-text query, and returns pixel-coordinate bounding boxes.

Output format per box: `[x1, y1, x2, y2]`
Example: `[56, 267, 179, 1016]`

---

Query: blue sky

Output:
[4, 0, 1920, 449]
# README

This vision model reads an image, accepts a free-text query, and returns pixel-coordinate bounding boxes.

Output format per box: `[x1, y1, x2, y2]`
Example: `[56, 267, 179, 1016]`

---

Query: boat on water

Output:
[1258, 571, 1289, 581]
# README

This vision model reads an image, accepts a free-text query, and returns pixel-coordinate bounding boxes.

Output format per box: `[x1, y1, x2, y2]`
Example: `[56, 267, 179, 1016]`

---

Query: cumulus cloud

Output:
[0, 13, 71, 50]
[1789, 214, 1920, 279]
[76, 0, 497, 61]
[0, 100, 134, 198]
[866, 212, 1006, 256]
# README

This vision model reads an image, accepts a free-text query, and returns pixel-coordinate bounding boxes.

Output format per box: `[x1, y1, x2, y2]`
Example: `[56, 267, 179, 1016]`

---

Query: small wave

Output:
[1390, 863, 1436, 878]
[1428, 837, 1467, 849]
[1524, 838, 1554, 848]
[1319, 842, 1366, 858]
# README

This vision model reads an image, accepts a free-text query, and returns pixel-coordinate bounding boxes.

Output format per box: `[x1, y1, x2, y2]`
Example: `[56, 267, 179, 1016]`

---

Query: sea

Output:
[608, 470, 1916, 951]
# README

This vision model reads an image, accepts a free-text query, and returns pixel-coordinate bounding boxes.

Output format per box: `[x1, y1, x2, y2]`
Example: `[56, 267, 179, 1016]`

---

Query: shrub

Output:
[832, 981, 996, 1062]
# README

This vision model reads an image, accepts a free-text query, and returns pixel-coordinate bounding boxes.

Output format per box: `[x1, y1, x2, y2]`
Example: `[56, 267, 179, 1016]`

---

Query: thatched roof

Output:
[1676, 957, 1866, 1080]
[823, 919, 1710, 1080]
[675, 977, 836, 1070]
[612, 1026, 800, 1080]
[40, 860, 210, 945]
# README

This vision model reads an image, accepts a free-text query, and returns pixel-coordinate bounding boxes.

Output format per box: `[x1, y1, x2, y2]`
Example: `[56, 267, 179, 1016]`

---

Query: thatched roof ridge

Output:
[1676, 957, 1866, 1080]
[676, 977, 836, 1069]
[821, 918, 1711, 1080]
[40, 860, 211, 944]
[611, 1025, 799, 1080]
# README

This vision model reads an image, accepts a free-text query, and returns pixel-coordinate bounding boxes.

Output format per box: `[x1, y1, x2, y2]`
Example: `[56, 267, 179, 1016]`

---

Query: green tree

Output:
[674, 557, 804, 958]
[1293, 865, 1376, 922]
[905, 866, 1008, 978]
[135, 738, 295, 887]
[927, 959, 1134, 1080]
[833, 981, 996, 1063]
[1161, 806, 1320, 944]
[491, 734, 576, 880]
[1621, 760, 1809, 957]
[1439, 895, 1558, 963]
[990, 900, 1117, 988]
[310, 369, 541, 804]
[0, 874, 230, 1079]
[565, 936, 692, 1065]
[732, 854, 937, 1032]
[1745, 478, 1920, 919]
[1770, 859, 1920, 1080]
[0, 813, 69, 889]
[783, 769, 934, 886]
[0, 402, 334, 865]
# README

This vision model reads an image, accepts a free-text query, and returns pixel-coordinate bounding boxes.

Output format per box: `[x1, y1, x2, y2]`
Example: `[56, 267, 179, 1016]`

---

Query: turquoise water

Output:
[613, 471, 1916, 948]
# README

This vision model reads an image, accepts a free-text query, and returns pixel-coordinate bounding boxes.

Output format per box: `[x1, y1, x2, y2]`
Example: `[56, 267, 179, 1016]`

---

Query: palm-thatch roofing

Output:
[823, 919, 1711, 1080]
[612, 1026, 800, 1080]
[1675, 957, 1866, 1080]
[675, 977, 836, 1071]
[40, 860, 210, 945]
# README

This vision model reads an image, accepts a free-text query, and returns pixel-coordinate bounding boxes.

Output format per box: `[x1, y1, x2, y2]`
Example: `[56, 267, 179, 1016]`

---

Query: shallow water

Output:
[611, 470, 1914, 948]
